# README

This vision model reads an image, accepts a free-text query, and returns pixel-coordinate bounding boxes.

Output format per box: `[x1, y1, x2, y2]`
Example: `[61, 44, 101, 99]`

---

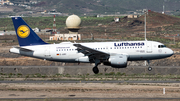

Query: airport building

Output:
[49, 34, 81, 40]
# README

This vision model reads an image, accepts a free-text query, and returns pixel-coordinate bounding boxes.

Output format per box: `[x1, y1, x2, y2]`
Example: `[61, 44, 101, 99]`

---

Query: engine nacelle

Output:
[104, 54, 127, 68]
[75, 56, 90, 63]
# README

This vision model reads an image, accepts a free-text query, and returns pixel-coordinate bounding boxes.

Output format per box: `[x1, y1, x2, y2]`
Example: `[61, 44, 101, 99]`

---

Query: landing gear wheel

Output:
[93, 67, 99, 74]
[148, 67, 152, 71]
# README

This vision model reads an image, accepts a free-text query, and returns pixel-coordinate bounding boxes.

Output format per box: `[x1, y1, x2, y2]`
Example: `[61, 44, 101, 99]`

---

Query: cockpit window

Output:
[158, 45, 166, 48]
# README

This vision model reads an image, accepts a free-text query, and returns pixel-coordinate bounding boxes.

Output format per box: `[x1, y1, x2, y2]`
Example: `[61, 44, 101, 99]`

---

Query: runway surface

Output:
[1, 80, 180, 100]
[1, 80, 180, 83]
[1, 98, 180, 101]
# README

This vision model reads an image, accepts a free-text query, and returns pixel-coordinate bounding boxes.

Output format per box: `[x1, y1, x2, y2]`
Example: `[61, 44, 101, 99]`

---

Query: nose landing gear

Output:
[148, 66, 152, 71]
[147, 60, 152, 71]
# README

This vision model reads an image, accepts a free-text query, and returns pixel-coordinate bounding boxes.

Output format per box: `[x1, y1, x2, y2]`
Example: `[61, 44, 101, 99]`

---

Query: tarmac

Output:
[0, 66, 180, 75]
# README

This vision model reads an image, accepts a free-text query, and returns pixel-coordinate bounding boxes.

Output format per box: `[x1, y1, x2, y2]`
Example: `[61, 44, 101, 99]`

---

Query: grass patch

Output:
[0, 72, 180, 81]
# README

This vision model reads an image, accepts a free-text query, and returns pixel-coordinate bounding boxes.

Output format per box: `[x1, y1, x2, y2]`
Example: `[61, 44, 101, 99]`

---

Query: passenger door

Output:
[44, 46, 51, 58]
[146, 42, 152, 53]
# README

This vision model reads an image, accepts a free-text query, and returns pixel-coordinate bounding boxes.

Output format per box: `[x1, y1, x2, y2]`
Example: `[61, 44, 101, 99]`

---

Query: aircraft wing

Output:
[73, 44, 110, 61]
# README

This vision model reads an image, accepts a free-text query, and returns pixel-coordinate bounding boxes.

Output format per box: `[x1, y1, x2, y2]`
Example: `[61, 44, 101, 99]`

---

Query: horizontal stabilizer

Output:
[15, 47, 34, 52]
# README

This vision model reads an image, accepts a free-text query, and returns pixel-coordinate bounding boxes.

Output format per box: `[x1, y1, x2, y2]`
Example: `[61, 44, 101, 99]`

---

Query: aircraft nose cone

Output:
[169, 49, 174, 56]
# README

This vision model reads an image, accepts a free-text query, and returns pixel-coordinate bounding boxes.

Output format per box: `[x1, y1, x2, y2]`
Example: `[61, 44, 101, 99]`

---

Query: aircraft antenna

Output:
[53, 15, 57, 34]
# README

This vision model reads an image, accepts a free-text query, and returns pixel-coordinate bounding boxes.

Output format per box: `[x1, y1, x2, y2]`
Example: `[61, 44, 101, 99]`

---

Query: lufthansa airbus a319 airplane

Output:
[10, 17, 174, 74]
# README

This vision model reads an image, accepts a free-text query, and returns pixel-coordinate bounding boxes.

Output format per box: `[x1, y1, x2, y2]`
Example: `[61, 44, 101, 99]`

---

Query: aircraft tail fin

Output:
[12, 17, 48, 46]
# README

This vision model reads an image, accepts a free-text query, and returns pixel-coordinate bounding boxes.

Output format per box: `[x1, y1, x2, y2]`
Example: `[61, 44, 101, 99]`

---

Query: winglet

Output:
[12, 17, 48, 46]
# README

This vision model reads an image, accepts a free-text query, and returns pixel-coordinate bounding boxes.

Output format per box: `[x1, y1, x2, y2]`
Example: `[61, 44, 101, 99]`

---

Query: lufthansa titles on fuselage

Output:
[114, 42, 145, 47]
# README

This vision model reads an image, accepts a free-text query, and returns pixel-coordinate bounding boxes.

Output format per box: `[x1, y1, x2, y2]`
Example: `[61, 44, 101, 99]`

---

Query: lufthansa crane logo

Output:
[17, 25, 30, 38]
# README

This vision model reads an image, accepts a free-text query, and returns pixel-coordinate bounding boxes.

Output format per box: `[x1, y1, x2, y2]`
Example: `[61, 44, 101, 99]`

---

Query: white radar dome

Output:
[66, 15, 81, 29]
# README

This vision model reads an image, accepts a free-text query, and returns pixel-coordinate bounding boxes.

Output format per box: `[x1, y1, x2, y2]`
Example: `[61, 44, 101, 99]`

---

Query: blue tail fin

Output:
[12, 17, 48, 46]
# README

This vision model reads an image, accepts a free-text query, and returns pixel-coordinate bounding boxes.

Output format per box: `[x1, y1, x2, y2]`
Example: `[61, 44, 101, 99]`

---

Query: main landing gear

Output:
[93, 66, 99, 74]
[147, 60, 152, 71]
[92, 59, 100, 74]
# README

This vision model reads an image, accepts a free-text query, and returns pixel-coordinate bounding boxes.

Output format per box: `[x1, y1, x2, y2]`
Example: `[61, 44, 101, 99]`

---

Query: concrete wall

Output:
[0, 66, 180, 75]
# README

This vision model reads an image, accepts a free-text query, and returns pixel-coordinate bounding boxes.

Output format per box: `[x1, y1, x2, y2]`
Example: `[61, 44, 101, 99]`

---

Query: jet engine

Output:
[104, 54, 127, 68]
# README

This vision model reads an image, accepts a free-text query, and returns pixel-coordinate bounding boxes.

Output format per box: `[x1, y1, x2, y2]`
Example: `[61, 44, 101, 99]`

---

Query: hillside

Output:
[35, 0, 180, 15]
[9, 0, 180, 15]
[1, 11, 180, 47]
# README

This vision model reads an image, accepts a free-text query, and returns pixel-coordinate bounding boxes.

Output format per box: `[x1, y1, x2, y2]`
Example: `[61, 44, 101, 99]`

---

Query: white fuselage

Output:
[10, 41, 173, 63]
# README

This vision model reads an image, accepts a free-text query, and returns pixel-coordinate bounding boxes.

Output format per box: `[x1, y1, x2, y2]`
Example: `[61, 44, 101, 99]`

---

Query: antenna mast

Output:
[144, 9, 147, 41]
[53, 15, 57, 34]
